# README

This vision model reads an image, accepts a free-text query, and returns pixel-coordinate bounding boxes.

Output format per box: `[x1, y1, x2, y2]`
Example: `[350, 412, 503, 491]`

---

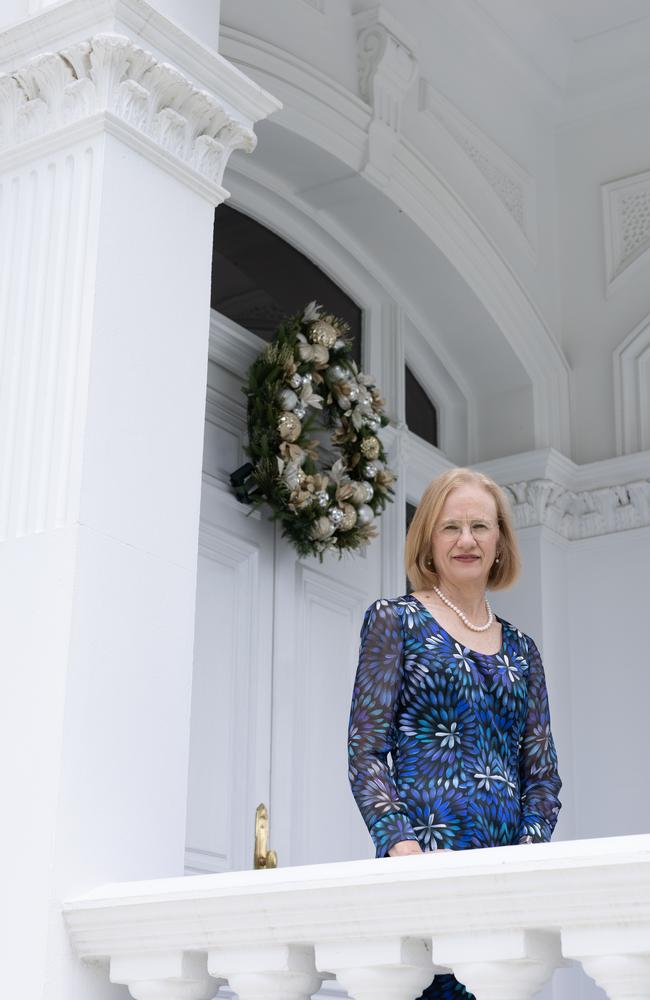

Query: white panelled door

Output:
[185, 319, 377, 875]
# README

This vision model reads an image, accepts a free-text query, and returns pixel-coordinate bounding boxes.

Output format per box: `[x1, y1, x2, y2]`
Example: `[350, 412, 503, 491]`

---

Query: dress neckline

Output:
[408, 593, 507, 659]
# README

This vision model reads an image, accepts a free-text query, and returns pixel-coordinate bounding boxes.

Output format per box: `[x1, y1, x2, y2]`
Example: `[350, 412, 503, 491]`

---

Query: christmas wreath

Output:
[230, 302, 396, 558]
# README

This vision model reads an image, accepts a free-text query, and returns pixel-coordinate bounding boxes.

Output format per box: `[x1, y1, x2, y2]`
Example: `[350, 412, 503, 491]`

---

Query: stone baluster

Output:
[208, 944, 323, 1000]
[562, 924, 650, 1000]
[433, 928, 562, 1000]
[110, 952, 222, 1000]
[315, 937, 438, 1000]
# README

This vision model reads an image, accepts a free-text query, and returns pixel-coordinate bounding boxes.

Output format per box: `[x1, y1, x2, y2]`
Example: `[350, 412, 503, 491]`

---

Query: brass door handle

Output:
[254, 803, 278, 870]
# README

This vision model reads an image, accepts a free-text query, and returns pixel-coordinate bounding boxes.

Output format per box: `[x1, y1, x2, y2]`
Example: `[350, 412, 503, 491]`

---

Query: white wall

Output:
[568, 525, 650, 839]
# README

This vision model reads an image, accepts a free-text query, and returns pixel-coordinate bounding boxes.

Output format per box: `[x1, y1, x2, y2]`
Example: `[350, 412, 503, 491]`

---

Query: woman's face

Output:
[430, 484, 500, 592]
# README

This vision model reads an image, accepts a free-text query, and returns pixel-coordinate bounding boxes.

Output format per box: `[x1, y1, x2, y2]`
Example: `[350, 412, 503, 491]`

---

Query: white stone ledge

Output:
[64, 834, 650, 959]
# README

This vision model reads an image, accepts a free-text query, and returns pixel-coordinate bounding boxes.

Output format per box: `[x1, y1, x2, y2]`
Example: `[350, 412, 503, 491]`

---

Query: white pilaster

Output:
[0, 4, 279, 1000]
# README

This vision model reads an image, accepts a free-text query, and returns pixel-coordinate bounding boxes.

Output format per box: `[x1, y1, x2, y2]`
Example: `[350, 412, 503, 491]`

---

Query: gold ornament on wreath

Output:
[230, 301, 397, 559]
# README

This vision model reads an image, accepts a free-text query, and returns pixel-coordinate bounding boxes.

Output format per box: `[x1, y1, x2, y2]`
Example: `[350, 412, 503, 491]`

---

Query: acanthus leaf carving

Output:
[504, 477, 650, 540]
[0, 33, 259, 193]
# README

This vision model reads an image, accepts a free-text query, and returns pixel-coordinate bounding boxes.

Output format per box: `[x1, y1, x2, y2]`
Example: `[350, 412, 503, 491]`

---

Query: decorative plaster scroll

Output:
[504, 477, 650, 540]
[602, 168, 650, 296]
[613, 312, 650, 455]
[354, 6, 417, 186]
[419, 80, 536, 252]
[0, 33, 256, 189]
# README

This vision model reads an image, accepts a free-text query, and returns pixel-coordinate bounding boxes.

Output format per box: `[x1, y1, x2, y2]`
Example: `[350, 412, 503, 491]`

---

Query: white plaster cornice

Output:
[0, 32, 270, 199]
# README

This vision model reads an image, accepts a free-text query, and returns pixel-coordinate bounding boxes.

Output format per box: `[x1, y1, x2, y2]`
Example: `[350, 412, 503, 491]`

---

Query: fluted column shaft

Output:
[0, 5, 278, 1000]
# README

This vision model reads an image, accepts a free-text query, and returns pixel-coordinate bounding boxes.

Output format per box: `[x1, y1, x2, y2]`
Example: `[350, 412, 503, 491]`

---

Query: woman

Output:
[347, 468, 562, 1000]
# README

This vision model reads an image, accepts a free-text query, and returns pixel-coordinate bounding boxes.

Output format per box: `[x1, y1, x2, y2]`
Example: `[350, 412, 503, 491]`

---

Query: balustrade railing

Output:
[63, 834, 650, 1000]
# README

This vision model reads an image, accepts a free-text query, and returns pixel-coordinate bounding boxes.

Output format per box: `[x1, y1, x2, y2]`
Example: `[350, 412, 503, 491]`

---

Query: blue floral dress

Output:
[347, 594, 562, 1000]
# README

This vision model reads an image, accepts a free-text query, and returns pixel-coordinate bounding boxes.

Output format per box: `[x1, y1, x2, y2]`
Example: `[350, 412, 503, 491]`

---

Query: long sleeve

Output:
[348, 600, 418, 857]
[516, 637, 562, 843]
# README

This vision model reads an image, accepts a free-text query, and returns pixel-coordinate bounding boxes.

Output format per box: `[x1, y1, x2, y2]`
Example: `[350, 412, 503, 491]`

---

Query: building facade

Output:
[2, 2, 650, 999]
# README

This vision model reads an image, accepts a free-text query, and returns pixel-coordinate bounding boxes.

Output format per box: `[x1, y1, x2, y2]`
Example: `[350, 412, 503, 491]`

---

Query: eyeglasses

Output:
[435, 520, 497, 540]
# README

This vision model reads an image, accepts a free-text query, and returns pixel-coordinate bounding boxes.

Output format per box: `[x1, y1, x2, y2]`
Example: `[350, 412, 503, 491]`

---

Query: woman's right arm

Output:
[348, 600, 421, 857]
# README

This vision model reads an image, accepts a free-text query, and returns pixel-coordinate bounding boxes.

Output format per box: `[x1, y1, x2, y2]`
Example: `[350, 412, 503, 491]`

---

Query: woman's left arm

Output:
[517, 637, 562, 843]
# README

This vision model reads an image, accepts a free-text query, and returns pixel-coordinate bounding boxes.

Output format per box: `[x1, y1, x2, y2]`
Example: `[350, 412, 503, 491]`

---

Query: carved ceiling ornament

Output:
[602, 168, 650, 295]
[503, 477, 650, 540]
[0, 33, 256, 189]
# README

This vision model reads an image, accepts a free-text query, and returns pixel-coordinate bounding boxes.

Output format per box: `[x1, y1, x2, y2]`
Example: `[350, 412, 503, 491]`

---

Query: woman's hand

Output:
[388, 840, 423, 856]
[388, 840, 453, 856]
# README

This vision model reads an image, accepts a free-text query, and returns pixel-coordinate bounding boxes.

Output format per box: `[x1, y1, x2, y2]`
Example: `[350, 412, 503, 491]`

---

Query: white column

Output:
[433, 929, 562, 1000]
[208, 945, 323, 1000]
[563, 925, 650, 1000]
[315, 938, 436, 1000]
[0, 4, 278, 1000]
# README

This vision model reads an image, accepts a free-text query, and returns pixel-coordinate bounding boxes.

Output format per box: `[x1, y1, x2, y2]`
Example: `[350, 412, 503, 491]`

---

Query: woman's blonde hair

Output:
[405, 468, 521, 592]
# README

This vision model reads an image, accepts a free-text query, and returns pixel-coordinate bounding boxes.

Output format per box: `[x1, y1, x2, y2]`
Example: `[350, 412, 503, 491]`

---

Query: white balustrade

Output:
[315, 938, 439, 1000]
[563, 924, 650, 1000]
[64, 834, 650, 1000]
[110, 952, 222, 1000]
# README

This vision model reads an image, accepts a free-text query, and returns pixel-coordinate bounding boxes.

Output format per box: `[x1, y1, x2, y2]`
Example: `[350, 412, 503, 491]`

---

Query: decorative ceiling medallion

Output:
[602, 168, 650, 296]
[419, 80, 537, 256]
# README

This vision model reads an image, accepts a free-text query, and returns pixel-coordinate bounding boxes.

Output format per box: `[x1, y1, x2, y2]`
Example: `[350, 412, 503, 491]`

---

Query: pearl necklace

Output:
[431, 585, 494, 632]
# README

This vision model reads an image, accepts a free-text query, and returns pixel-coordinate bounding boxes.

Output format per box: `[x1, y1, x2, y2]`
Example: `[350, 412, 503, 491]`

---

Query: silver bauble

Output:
[278, 388, 298, 411]
[315, 490, 329, 508]
[301, 372, 313, 384]
[366, 417, 381, 432]
[328, 506, 344, 527]
[364, 462, 378, 479]
[361, 481, 374, 503]
[327, 364, 347, 383]
[334, 338, 346, 351]
[357, 504, 374, 526]
[293, 404, 306, 419]
[289, 373, 302, 390]
[347, 384, 359, 402]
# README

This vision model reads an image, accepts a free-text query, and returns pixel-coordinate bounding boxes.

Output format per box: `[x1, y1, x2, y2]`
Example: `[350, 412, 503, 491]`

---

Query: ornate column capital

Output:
[0, 32, 262, 199]
[504, 476, 650, 539]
